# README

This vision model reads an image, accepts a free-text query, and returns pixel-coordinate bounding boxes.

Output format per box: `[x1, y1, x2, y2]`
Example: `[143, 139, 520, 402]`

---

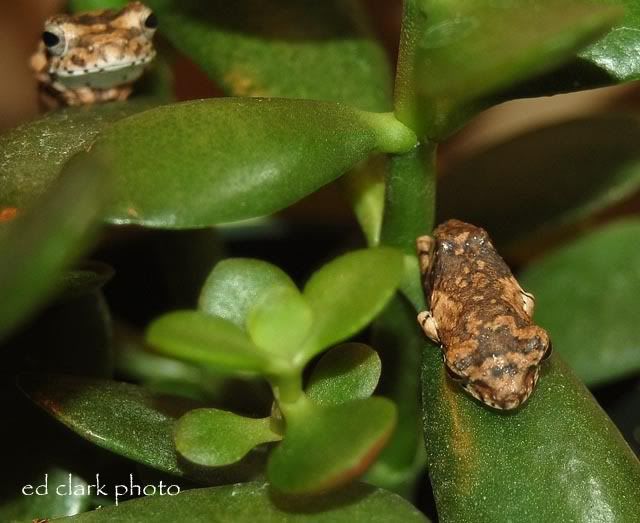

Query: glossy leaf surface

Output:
[521, 220, 640, 386]
[302, 248, 404, 357]
[175, 408, 281, 467]
[146, 0, 391, 111]
[247, 286, 313, 359]
[421, 349, 640, 521]
[146, 0, 394, 242]
[396, 0, 620, 138]
[581, 0, 640, 81]
[146, 311, 275, 375]
[306, 343, 381, 406]
[18, 374, 264, 484]
[18, 374, 195, 477]
[199, 259, 296, 329]
[85, 98, 412, 228]
[268, 398, 396, 494]
[0, 99, 157, 209]
[61, 482, 429, 522]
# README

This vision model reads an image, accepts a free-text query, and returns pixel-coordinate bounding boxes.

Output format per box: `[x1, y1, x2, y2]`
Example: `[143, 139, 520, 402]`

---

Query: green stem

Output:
[380, 141, 436, 256]
[270, 372, 305, 407]
[358, 111, 418, 154]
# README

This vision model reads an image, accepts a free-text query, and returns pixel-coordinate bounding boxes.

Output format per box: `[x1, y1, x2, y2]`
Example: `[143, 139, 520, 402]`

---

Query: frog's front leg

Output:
[416, 235, 436, 276]
[515, 280, 536, 318]
[417, 310, 440, 343]
[416, 234, 440, 344]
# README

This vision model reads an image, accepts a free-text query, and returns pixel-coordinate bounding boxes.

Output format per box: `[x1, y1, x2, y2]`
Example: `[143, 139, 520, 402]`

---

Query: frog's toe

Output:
[418, 310, 440, 343]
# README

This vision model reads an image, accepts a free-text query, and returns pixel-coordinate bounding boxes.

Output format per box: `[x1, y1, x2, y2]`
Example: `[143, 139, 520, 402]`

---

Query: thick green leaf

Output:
[421, 349, 640, 521]
[146, 310, 278, 375]
[0, 99, 158, 209]
[396, 0, 620, 139]
[175, 408, 281, 467]
[82, 98, 414, 228]
[438, 114, 640, 246]
[306, 343, 381, 406]
[199, 258, 296, 329]
[17, 374, 195, 476]
[302, 247, 404, 358]
[268, 398, 396, 493]
[520, 220, 640, 386]
[146, 0, 393, 244]
[0, 155, 108, 341]
[581, 0, 640, 82]
[247, 286, 313, 359]
[60, 481, 429, 522]
[147, 0, 391, 112]
[17, 374, 263, 483]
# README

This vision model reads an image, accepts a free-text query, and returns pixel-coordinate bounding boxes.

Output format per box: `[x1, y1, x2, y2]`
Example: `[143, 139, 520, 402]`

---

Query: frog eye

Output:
[541, 341, 553, 361]
[144, 13, 158, 30]
[42, 26, 66, 56]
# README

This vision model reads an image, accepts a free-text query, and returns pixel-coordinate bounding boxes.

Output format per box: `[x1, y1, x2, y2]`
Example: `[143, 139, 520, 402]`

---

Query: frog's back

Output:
[429, 220, 531, 342]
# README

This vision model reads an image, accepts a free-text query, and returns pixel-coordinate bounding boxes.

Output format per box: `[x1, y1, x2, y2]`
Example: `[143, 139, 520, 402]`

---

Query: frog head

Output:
[40, 2, 158, 91]
[445, 326, 552, 410]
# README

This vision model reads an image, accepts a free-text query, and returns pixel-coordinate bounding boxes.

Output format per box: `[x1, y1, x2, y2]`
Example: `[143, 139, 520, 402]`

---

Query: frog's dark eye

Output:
[541, 341, 553, 361]
[42, 31, 59, 47]
[42, 27, 66, 56]
[144, 13, 158, 30]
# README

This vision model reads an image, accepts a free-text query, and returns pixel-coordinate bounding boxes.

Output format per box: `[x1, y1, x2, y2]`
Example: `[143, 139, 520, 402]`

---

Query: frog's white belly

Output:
[52, 54, 154, 90]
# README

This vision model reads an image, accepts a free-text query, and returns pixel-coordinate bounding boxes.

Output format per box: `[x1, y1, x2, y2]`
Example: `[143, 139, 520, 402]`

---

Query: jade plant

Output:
[2, 0, 640, 521]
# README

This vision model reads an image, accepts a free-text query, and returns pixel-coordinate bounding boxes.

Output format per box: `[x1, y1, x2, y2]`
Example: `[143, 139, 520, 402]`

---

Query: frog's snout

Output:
[463, 366, 540, 410]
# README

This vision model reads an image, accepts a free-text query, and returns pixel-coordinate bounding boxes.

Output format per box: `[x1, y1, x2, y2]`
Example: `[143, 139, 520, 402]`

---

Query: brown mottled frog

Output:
[417, 219, 552, 410]
[30, 2, 158, 108]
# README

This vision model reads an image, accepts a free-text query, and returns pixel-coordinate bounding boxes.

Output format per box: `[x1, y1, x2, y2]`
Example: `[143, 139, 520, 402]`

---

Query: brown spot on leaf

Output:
[0, 207, 19, 222]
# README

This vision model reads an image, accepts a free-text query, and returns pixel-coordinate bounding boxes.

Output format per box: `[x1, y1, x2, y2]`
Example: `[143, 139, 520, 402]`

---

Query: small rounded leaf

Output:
[247, 286, 313, 359]
[175, 408, 281, 467]
[307, 343, 381, 406]
[146, 310, 273, 375]
[268, 398, 397, 494]
[302, 247, 404, 358]
[199, 258, 297, 328]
